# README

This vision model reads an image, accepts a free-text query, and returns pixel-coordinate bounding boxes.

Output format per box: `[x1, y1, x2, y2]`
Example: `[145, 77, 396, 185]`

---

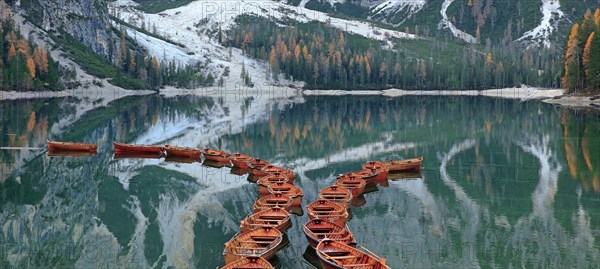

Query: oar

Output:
[1, 146, 43, 150]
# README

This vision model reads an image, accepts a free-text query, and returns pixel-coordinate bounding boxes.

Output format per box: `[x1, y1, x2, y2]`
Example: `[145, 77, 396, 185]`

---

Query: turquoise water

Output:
[1, 94, 599, 268]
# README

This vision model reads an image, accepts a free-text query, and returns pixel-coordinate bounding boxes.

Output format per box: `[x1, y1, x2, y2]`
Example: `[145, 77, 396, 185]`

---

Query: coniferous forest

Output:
[0, 15, 61, 90]
[562, 8, 600, 94]
[229, 15, 562, 90]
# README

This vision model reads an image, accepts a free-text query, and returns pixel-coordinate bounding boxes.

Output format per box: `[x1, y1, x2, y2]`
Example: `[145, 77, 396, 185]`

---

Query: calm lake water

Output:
[1, 93, 599, 268]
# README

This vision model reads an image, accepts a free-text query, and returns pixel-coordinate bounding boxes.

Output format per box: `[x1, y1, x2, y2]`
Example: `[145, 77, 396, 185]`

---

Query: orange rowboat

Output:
[47, 140, 97, 152]
[303, 219, 357, 249]
[315, 239, 390, 269]
[231, 153, 254, 169]
[318, 186, 352, 208]
[257, 173, 292, 195]
[240, 207, 292, 233]
[47, 150, 97, 157]
[382, 157, 423, 173]
[267, 182, 304, 207]
[221, 256, 274, 269]
[253, 194, 293, 213]
[113, 142, 164, 155]
[362, 161, 389, 181]
[223, 227, 283, 264]
[114, 151, 164, 159]
[202, 148, 232, 163]
[248, 159, 270, 176]
[165, 145, 202, 159]
[260, 165, 295, 182]
[334, 174, 366, 198]
[348, 169, 380, 184]
[307, 200, 349, 227]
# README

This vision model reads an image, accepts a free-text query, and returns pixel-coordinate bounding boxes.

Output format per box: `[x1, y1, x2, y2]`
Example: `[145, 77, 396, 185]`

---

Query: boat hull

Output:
[165, 145, 201, 159]
[223, 228, 283, 264]
[303, 220, 356, 249]
[113, 142, 163, 154]
[202, 149, 232, 163]
[221, 256, 274, 269]
[383, 157, 423, 173]
[48, 141, 97, 152]
[231, 153, 254, 169]
[316, 240, 390, 269]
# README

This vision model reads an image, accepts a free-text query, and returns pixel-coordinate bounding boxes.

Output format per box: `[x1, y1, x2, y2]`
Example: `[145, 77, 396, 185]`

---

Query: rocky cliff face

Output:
[21, 0, 113, 58]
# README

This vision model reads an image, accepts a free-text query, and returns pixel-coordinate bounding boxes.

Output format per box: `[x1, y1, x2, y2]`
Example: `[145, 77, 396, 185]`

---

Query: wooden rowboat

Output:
[165, 145, 202, 159]
[257, 172, 292, 195]
[202, 148, 232, 163]
[240, 207, 292, 233]
[307, 200, 349, 227]
[113, 142, 164, 155]
[315, 239, 390, 269]
[231, 153, 254, 169]
[303, 219, 357, 248]
[253, 194, 293, 213]
[318, 186, 352, 208]
[223, 227, 283, 264]
[47, 140, 97, 152]
[382, 157, 423, 173]
[362, 161, 389, 181]
[114, 151, 164, 159]
[348, 169, 380, 184]
[267, 182, 304, 207]
[47, 150, 97, 157]
[334, 174, 366, 198]
[248, 159, 270, 176]
[221, 256, 274, 269]
[260, 165, 295, 182]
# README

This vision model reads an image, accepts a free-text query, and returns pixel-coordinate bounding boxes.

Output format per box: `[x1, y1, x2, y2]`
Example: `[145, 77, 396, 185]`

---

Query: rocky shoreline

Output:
[3, 86, 600, 110]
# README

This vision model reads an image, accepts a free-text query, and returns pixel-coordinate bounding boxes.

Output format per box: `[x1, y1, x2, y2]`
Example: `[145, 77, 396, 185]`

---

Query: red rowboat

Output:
[202, 148, 232, 162]
[307, 200, 348, 227]
[253, 194, 293, 213]
[257, 172, 292, 195]
[47, 150, 97, 157]
[113, 142, 164, 155]
[223, 227, 283, 264]
[260, 165, 295, 182]
[47, 140, 97, 152]
[113, 151, 164, 159]
[221, 256, 274, 269]
[318, 186, 352, 208]
[231, 153, 254, 169]
[362, 161, 389, 181]
[303, 219, 356, 248]
[165, 145, 201, 159]
[240, 207, 292, 233]
[334, 174, 366, 198]
[315, 239, 389, 269]
[348, 169, 380, 184]
[248, 159, 270, 176]
[267, 182, 304, 207]
[382, 157, 423, 173]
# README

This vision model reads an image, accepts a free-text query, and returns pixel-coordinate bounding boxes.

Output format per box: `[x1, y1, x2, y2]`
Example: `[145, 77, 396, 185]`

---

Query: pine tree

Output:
[563, 23, 582, 92]
[26, 57, 35, 78]
[584, 32, 600, 90]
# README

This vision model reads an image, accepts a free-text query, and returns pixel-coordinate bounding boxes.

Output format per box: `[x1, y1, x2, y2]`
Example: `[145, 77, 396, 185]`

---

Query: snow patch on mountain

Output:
[371, 0, 426, 25]
[438, 0, 478, 43]
[516, 0, 564, 48]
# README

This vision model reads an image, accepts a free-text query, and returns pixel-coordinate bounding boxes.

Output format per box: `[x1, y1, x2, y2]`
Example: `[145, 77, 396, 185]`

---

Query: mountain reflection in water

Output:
[0, 94, 599, 268]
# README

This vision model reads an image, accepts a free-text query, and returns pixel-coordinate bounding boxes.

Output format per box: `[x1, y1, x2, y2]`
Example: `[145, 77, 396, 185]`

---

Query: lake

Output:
[1, 92, 599, 268]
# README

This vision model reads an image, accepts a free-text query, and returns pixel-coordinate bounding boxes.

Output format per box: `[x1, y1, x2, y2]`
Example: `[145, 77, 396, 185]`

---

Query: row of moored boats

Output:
[45, 140, 423, 268]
